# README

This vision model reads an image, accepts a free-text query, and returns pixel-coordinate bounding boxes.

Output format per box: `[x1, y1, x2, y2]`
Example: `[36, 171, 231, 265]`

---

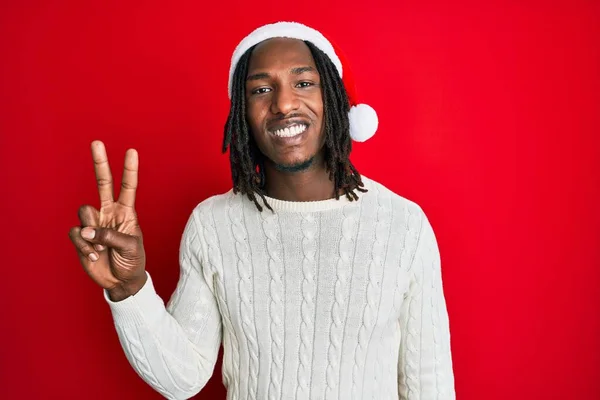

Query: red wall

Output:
[1, 1, 599, 399]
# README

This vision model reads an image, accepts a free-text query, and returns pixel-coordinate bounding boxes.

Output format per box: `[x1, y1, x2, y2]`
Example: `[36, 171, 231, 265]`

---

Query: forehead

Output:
[248, 37, 316, 71]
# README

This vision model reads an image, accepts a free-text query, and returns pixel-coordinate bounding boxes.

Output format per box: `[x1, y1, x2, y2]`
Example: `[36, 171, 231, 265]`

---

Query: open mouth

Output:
[269, 123, 308, 138]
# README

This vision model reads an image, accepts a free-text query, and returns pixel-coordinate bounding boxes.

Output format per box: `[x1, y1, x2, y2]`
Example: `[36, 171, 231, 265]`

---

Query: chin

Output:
[273, 155, 315, 173]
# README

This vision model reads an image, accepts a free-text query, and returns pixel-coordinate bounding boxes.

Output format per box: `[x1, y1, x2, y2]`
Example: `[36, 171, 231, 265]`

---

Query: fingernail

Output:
[95, 244, 105, 251]
[89, 253, 98, 262]
[81, 227, 95, 240]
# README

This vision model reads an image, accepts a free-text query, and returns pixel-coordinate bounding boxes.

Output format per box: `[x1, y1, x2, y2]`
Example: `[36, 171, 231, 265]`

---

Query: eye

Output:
[251, 87, 272, 95]
[296, 81, 313, 88]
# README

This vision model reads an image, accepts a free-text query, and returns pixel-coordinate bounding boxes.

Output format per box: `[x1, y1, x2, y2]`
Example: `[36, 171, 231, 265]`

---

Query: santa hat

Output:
[228, 21, 378, 143]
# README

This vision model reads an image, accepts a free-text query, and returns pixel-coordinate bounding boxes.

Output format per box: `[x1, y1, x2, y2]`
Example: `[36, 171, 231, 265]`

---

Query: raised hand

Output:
[69, 140, 147, 302]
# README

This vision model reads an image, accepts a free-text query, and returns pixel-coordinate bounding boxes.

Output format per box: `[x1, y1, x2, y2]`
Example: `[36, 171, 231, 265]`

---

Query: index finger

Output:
[91, 140, 114, 206]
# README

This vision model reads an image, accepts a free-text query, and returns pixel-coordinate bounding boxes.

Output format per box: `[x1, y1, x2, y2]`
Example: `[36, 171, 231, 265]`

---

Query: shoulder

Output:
[360, 175, 437, 251]
[179, 189, 239, 236]
[361, 175, 427, 221]
[362, 177, 440, 271]
[177, 189, 241, 263]
[192, 189, 237, 216]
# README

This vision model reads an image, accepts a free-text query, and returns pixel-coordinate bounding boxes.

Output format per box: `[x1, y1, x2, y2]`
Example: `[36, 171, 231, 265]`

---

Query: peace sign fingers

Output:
[75, 141, 146, 297]
[91, 140, 114, 207]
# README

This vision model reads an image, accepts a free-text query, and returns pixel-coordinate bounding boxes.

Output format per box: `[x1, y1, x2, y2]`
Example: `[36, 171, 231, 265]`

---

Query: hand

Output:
[69, 140, 147, 302]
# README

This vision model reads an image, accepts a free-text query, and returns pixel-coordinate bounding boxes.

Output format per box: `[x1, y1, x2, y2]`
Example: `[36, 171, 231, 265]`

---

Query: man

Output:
[69, 21, 455, 400]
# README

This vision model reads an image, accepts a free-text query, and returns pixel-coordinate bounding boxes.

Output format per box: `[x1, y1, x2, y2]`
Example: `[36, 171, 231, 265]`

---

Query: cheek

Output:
[246, 102, 270, 152]
[246, 100, 268, 128]
[308, 93, 324, 122]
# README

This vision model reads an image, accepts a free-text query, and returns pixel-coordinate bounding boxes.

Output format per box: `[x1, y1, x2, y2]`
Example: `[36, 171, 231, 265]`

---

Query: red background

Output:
[1, 1, 599, 399]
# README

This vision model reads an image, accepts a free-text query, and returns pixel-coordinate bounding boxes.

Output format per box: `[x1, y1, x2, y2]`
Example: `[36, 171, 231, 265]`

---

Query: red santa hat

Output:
[228, 21, 378, 143]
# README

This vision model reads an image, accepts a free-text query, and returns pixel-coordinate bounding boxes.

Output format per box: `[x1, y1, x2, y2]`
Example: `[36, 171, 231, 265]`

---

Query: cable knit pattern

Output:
[353, 184, 392, 400]
[424, 217, 453, 399]
[397, 205, 420, 397]
[431, 256, 442, 397]
[352, 184, 389, 398]
[398, 206, 455, 400]
[374, 198, 412, 400]
[203, 201, 240, 400]
[325, 203, 358, 399]
[116, 325, 168, 396]
[228, 195, 259, 400]
[261, 210, 285, 400]
[296, 213, 318, 399]
[103, 176, 455, 400]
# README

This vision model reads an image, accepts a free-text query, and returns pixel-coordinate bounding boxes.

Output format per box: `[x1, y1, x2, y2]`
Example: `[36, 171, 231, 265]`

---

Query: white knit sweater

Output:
[104, 176, 455, 400]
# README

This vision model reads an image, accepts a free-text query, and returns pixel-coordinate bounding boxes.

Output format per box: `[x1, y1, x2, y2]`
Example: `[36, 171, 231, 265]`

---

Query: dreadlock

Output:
[222, 40, 367, 212]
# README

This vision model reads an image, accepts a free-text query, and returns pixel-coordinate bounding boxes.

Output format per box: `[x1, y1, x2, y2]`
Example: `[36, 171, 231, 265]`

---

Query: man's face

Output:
[245, 38, 325, 172]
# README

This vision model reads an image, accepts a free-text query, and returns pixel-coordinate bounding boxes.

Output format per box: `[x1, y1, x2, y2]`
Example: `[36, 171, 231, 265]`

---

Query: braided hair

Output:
[222, 40, 366, 212]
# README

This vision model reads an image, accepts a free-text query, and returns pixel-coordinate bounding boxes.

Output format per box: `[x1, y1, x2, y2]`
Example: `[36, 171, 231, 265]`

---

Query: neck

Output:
[263, 156, 337, 202]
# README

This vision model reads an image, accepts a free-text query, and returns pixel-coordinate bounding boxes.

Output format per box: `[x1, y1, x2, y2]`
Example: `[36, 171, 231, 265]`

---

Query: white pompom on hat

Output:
[228, 21, 378, 142]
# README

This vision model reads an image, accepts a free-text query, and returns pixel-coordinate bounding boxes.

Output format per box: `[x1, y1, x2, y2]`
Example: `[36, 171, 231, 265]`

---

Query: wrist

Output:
[107, 273, 148, 302]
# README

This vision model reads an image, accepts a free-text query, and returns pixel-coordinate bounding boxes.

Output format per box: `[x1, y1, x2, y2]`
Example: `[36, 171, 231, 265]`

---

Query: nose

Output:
[270, 85, 300, 116]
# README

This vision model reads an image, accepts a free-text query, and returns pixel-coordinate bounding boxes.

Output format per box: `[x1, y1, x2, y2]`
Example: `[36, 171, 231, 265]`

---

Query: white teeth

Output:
[272, 124, 307, 138]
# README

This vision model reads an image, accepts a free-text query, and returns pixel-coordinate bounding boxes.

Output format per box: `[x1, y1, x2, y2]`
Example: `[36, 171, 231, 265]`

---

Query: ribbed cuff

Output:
[103, 272, 166, 328]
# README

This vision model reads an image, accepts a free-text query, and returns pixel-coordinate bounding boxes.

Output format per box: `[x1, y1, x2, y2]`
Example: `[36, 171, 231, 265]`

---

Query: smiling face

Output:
[245, 38, 325, 172]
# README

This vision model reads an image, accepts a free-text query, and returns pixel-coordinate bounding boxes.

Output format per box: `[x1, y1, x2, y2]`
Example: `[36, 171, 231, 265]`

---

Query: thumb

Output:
[80, 226, 139, 252]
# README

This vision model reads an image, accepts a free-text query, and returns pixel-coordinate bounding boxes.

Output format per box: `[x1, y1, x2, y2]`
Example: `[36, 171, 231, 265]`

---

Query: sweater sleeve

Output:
[103, 212, 222, 400]
[397, 209, 456, 399]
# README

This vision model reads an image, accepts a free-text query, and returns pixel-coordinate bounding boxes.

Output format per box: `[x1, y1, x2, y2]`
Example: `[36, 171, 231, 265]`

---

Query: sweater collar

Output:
[258, 176, 372, 213]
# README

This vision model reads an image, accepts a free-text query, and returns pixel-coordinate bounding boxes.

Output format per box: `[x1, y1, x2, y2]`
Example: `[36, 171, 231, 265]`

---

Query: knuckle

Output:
[96, 228, 111, 243]
[79, 243, 94, 255]
[78, 204, 93, 220]
[121, 182, 137, 190]
[68, 226, 80, 239]
[96, 177, 112, 187]
[69, 230, 92, 255]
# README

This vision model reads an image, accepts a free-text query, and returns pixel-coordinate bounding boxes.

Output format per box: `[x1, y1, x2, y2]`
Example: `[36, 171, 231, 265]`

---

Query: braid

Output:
[222, 40, 366, 211]
[222, 45, 272, 212]
[305, 41, 366, 201]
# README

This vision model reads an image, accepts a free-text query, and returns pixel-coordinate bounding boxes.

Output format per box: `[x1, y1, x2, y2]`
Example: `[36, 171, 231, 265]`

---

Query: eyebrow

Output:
[246, 72, 270, 82]
[291, 66, 316, 75]
[246, 66, 317, 82]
